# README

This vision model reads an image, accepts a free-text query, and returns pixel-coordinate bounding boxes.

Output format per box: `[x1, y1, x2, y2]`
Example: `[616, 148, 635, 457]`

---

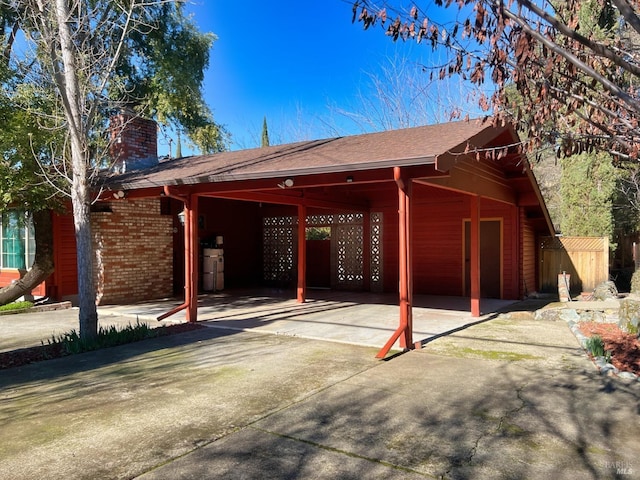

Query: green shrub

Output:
[46, 320, 156, 355]
[585, 335, 612, 362]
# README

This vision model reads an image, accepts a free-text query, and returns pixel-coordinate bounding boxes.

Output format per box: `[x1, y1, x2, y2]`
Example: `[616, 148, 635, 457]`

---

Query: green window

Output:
[1, 211, 35, 270]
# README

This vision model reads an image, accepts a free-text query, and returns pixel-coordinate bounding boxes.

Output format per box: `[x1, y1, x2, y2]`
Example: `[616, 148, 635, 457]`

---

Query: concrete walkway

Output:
[0, 297, 638, 479]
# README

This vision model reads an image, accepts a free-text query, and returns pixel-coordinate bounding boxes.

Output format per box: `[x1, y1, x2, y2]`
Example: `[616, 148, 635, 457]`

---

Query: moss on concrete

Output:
[451, 347, 541, 361]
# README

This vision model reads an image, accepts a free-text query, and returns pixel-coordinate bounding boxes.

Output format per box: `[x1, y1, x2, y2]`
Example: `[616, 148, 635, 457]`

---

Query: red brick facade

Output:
[92, 198, 173, 305]
[109, 114, 158, 172]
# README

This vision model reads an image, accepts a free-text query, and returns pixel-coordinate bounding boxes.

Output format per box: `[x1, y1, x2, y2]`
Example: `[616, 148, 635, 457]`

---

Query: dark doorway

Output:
[307, 240, 331, 288]
[464, 219, 502, 298]
[306, 226, 331, 288]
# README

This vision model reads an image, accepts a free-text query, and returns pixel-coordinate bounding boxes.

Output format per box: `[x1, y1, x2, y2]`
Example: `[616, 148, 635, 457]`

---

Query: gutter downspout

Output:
[157, 185, 192, 321]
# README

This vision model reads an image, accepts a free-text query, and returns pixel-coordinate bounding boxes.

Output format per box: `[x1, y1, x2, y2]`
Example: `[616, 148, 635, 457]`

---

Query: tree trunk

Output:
[73, 185, 98, 340]
[56, 0, 98, 340]
[0, 210, 55, 305]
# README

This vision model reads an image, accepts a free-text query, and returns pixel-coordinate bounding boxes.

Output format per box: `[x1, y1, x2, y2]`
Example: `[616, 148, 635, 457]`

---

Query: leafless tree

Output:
[328, 53, 475, 132]
[352, 0, 640, 160]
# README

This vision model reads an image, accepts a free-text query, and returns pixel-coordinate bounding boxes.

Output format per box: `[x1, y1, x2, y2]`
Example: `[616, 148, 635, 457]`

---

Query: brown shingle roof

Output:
[109, 119, 501, 190]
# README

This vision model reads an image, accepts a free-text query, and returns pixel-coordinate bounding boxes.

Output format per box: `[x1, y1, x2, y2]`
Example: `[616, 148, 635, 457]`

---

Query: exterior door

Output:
[464, 219, 502, 298]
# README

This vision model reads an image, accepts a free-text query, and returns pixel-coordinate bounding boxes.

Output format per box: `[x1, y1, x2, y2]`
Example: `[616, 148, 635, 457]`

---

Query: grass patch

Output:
[44, 320, 164, 355]
[0, 300, 33, 312]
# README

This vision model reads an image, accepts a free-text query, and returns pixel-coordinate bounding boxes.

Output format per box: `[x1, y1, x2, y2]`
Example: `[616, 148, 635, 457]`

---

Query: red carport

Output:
[103, 119, 554, 358]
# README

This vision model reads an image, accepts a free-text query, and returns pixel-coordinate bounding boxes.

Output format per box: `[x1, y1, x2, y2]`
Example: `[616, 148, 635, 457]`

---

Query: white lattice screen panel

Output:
[331, 214, 364, 289]
[370, 212, 383, 292]
[262, 212, 383, 291]
[263, 216, 296, 283]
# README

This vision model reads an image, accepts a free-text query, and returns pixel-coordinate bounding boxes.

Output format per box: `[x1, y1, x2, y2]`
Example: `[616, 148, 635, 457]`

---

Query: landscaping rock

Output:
[576, 310, 606, 323]
[534, 308, 560, 322]
[592, 281, 618, 301]
[618, 296, 640, 336]
[558, 308, 580, 323]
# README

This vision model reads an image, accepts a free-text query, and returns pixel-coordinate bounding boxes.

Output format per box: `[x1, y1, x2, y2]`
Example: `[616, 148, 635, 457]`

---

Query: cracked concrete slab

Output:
[0, 301, 638, 479]
[137, 426, 427, 480]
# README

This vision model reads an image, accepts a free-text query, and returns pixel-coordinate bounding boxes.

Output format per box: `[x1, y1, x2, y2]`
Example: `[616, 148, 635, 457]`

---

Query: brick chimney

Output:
[109, 112, 158, 173]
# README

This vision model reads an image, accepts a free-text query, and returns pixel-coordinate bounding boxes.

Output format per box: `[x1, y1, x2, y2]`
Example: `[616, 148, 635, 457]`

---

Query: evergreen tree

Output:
[261, 116, 270, 147]
[559, 152, 617, 239]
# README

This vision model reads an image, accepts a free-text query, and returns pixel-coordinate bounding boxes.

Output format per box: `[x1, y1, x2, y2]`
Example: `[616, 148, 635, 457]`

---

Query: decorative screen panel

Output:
[307, 214, 334, 227]
[331, 214, 364, 289]
[370, 212, 383, 292]
[262, 212, 379, 291]
[263, 216, 296, 283]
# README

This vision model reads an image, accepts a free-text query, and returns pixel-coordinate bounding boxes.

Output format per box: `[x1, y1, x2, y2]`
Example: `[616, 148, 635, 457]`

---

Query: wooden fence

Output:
[539, 236, 609, 294]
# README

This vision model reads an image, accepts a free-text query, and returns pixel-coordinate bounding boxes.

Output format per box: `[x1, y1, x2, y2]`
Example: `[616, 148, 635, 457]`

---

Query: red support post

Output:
[187, 194, 199, 322]
[157, 186, 197, 322]
[297, 204, 307, 303]
[470, 195, 481, 317]
[377, 167, 414, 358]
[157, 186, 190, 321]
[406, 181, 414, 348]
[398, 176, 413, 349]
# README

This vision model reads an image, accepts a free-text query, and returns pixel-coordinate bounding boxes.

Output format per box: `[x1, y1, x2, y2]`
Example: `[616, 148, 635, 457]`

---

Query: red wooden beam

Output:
[297, 204, 307, 303]
[470, 195, 481, 317]
[204, 190, 369, 212]
[187, 169, 395, 195]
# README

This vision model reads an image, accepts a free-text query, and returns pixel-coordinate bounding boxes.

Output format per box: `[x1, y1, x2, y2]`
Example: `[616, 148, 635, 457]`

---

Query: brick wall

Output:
[109, 114, 158, 172]
[92, 198, 173, 305]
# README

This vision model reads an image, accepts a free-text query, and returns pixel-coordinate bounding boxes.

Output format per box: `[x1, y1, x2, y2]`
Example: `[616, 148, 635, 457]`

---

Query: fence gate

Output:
[539, 236, 609, 294]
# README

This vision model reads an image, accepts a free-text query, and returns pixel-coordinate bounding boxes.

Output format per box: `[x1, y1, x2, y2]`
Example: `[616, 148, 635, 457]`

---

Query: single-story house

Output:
[1, 115, 554, 356]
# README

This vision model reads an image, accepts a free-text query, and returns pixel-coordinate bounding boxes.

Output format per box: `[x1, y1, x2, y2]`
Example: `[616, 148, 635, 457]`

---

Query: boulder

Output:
[592, 281, 618, 301]
[618, 296, 640, 336]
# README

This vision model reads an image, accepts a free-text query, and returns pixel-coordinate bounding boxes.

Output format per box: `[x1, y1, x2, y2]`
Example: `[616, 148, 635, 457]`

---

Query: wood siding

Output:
[376, 184, 521, 299]
[521, 211, 537, 297]
[412, 195, 466, 296]
[51, 211, 78, 299]
[197, 198, 263, 288]
[0, 271, 46, 296]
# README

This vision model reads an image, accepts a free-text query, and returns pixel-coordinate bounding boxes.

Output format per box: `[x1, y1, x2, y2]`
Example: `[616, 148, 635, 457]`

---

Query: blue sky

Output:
[172, 0, 444, 153]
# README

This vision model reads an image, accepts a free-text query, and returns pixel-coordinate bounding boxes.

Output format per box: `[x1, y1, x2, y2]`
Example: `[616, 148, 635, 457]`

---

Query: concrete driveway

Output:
[96, 289, 518, 351]
[0, 301, 638, 479]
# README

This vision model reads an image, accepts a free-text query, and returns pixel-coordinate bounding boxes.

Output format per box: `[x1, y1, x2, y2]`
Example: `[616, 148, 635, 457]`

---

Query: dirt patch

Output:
[577, 322, 640, 376]
[0, 323, 205, 370]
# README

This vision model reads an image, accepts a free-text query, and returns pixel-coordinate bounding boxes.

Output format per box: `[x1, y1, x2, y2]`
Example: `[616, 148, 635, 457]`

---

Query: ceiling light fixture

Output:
[278, 178, 295, 189]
